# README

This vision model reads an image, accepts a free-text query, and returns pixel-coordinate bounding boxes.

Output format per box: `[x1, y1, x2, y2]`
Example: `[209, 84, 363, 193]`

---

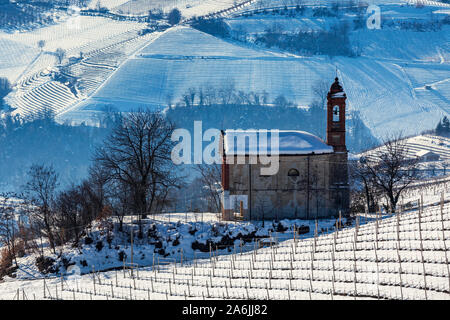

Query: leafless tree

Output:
[94, 109, 180, 237]
[194, 164, 222, 213]
[312, 79, 329, 109]
[349, 160, 378, 213]
[37, 40, 45, 51]
[360, 135, 421, 213]
[0, 194, 19, 267]
[55, 48, 66, 65]
[24, 164, 59, 253]
[54, 185, 85, 245]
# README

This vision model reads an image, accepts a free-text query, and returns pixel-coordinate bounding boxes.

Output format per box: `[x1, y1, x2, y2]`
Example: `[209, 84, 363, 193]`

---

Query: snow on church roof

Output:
[224, 130, 334, 156]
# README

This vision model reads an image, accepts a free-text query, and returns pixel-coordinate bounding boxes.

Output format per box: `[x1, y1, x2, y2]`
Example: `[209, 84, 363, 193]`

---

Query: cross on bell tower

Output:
[326, 77, 347, 152]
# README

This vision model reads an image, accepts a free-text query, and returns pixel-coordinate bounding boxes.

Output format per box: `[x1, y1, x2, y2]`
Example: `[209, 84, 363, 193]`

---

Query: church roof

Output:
[329, 77, 346, 98]
[223, 130, 334, 156]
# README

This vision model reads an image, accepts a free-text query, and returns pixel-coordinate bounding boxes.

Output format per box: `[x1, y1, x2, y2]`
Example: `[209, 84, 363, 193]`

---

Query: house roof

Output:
[223, 130, 334, 156]
[416, 150, 439, 157]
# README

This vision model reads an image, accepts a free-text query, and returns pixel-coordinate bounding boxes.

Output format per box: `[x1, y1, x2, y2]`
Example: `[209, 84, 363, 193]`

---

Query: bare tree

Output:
[349, 160, 378, 213]
[0, 194, 18, 267]
[37, 40, 45, 51]
[360, 135, 420, 213]
[312, 79, 329, 109]
[55, 48, 66, 65]
[54, 185, 84, 245]
[24, 164, 59, 253]
[194, 164, 222, 213]
[0, 77, 12, 107]
[94, 110, 180, 237]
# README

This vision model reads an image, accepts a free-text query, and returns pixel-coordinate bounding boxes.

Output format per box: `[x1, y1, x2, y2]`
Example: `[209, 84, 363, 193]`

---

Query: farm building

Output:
[221, 77, 350, 220]
[416, 150, 440, 162]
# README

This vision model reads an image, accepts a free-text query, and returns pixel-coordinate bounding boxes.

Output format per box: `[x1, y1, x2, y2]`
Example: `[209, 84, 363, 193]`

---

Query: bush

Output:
[95, 241, 103, 251]
[118, 251, 126, 262]
[168, 8, 181, 25]
[35, 256, 57, 274]
[0, 248, 13, 279]
[190, 18, 230, 38]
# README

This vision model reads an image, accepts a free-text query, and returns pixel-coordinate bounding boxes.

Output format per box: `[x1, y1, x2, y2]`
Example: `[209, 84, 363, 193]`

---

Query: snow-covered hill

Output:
[1, 0, 449, 141]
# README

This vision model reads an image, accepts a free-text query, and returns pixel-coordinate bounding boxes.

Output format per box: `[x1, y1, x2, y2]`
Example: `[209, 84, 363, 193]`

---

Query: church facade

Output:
[221, 77, 350, 220]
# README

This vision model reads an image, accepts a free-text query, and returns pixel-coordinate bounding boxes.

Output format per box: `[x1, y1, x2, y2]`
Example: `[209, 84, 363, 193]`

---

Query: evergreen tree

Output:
[442, 116, 450, 132]
[436, 119, 444, 135]
[436, 116, 450, 136]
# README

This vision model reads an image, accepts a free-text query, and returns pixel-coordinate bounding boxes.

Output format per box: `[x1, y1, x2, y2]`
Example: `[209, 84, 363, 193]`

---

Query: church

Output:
[221, 77, 350, 220]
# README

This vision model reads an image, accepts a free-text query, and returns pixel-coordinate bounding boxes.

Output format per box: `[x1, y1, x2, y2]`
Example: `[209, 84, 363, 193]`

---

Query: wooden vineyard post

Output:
[209, 243, 212, 262]
[287, 284, 291, 300]
[417, 198, 428, 300]
[331, 250, 335, 296]
[352, 241, 357, 299]
[420, 241, 428, 300]
[396, 209, 401, 249]
[92, 265, 96, 295]
[375, 210, 379, 250]
[310, 243, 314, 285]
[314, 220, 318, 251]
[440, 192, 450, 292]
[245, 282, 249, 299]
[373, 242, 380, 300]
[308, 273, 313, 299]
[396, 243, 403, 300]
[240, 201, 244, 218]
[130, 228, 134, 278]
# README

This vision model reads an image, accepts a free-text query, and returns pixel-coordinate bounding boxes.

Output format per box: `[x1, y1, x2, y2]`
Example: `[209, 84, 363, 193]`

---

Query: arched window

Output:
[288, 168, 300, 183]
[333, 106, 340, 122]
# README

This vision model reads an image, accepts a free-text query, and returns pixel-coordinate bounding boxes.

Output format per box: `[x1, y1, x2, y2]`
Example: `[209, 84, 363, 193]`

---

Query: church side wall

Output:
[224, 153, 349, 221]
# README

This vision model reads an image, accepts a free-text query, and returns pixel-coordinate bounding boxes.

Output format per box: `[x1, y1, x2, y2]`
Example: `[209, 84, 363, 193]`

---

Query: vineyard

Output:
[2, 189, 449, 300]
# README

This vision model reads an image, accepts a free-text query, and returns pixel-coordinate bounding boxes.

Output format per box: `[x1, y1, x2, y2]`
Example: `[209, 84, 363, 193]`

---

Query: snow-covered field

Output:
[111, 0, 256, 19]
[1, 197, 449, 300]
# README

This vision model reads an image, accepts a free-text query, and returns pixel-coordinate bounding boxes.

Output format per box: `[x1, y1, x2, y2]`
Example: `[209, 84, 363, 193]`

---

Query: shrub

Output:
[168, 8, 181, 25]
[118, 251, 126, 262]
[35, 256, 56, 274]
[95, 241, 103, 252]
[0, 248, 13, 279]
[190, 18, 230, 38]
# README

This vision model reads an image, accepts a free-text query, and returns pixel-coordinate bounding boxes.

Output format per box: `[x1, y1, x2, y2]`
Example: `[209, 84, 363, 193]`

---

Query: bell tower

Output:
[326, 77, 347, 152]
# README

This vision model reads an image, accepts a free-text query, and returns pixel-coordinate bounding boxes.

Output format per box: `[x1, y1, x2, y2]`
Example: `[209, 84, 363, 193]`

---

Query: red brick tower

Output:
[326, 77, 347, 152]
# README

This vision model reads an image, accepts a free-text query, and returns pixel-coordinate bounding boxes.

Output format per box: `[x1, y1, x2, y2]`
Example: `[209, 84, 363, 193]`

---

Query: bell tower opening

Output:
[326, 77, 347, 152]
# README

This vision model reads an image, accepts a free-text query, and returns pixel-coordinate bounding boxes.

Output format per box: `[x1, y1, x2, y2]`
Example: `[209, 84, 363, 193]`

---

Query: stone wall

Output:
[222, 152, 349, 220]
